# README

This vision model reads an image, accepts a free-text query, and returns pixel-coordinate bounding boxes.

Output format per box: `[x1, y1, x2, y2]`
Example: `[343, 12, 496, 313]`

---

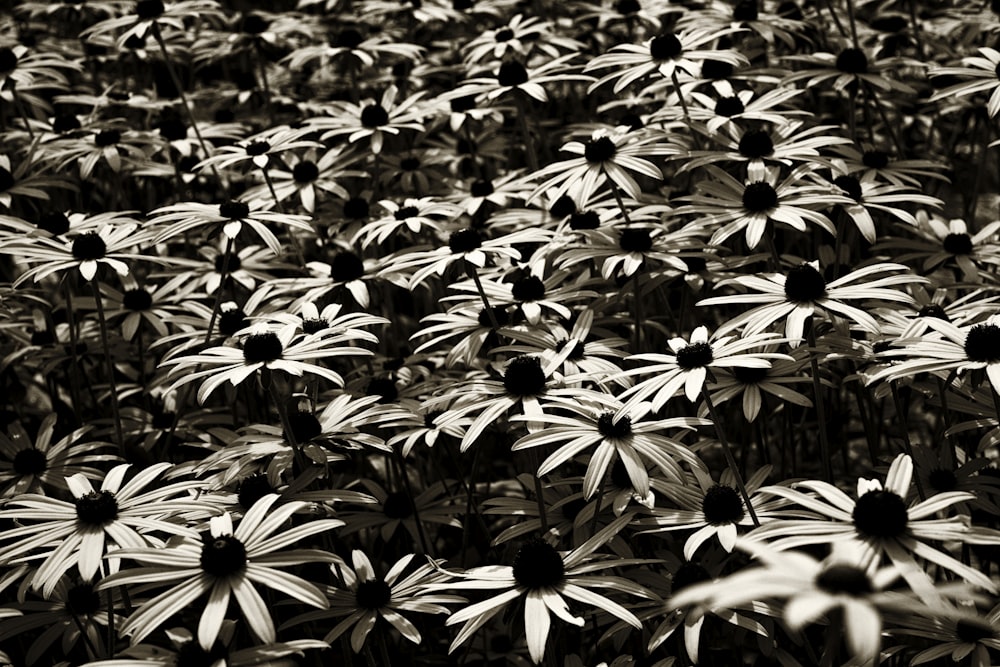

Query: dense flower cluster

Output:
[0, 0, 999, 665]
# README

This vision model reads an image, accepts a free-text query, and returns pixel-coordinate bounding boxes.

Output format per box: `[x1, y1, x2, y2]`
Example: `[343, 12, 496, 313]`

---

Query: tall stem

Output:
[466, 263, 500, 330]
[890, 381, 927, 501]
[806, 318, 833, 483]
[91, 279, 126, 455]
[702, 387, 760, 527]
[513, 92, 539, 173]
[670, 70, 702, 150]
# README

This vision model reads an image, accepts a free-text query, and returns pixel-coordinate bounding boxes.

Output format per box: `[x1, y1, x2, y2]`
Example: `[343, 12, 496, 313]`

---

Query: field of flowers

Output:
[2, 0, 1000, 665]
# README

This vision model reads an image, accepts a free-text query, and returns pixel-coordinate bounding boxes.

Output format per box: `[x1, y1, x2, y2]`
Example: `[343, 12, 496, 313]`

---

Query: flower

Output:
[438, 515, 650, 664]
[697, 260, 921, 344]
[284, 550, 462, 651]
[444, 54, 592, 104]
[877, 212, 1000, 283]
[747, 453, 1000, 596]
[930, 47, 1000, 117]
[0, 463, 202, 597]
[307, 85, 425, 154]
[894, 600, 1000, 667]
[338, 479, 462, 545]
[161, 322, 373, 404]
[98, 494, 342, 650]
[617, 325, 786, 413]
[194, 126, 320, 172]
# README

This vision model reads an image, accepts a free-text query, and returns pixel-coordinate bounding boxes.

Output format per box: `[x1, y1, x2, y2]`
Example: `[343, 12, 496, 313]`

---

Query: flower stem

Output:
[91, 279, 126, 455]
[670, 70, 702, 150]
[890, 381, 927, 501]
[514, 92, 539, 172]
[805, 317, 833, 483]
[466, 263, 500, 330]
[701, 387, 760, 527]
[395, 449, 432, 555]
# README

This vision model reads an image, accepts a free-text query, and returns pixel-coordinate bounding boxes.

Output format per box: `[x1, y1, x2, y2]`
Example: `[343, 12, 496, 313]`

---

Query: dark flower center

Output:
[0, 48, 17, 72]
[449, 228, 482, 253]
[917, 304, 950, 321]
[95, 129, 121, 147]
[834, 175, 863, 202]
[66, 582, 102, 616]
[242, 332, 283, 363]
[158, 118, 187, 141]
[497, 61, 529, 87]
[123, 288, 153, 311]
[676, 341, 714, 369]
[733, 0, 758, 21]
[649, 33, 683, 60]
[394, 205, 420, 220]
[862, 150, 889, 169]
[836, 48, 869, 74]
[344, 197, 370, 220]
[219, 306, 249, 336]
[471, 180, 494, 197]
[872, 15, 908, 33]
[715, 96, 745, 117]
[597, 412, 632, 439]
[293, 161, 319, 183]
[334, 28, 364, 49]
[423, 410, 444, 428]
[400, 156, 420, 171]
[550, 195, 576, 218]
[965, 324, 1000, 363]
[784, 263, 828, 302]
[383, 491, 414, 518]
[816, 564, 873, 595]
[503, 356, 547, 397]
[743, 181, 778, 213]
[512, 539, 565, 589]
[619, 227, 653, 253]
[512, 276, 545, 302]
[38, 211, 70, 235]
[956, 619, 995, 643]
[672, 561, 711, 593]
[615, 0, 640, 13]
[237, 474, 275, 510]
[584, 136, 617, 163]
[570, 210, 600, 230]
[361, 104, 389, 129]
[53, 113, 81, 134]
[495, 27, 514, 41]
[927, 467, 957, 493]
[943, 233, 973, 255]
[701, 484, 745, 525]
[76, 490, 119, 526]
[450, 95, 476, 113]
[701, 59, 734, 80]
[72, 232, 107, 261]
[732, 365, 769, 384]
[245, 140, 271, 156]
[478, 306, 510, 328]
[356, 578, 392, 609]
[285, 410, 322, 443]
[215, 254, 242, 273]
[136, 0, 165, 19]
[738, 129, 774, 158]
[12, 447, 47, 475]
[219, 200, 250, 220]
[240, 14, 269, 34]
[200, 534, 247, 576]
[331, 252, 365, 282]
[853, 490, 909, 537]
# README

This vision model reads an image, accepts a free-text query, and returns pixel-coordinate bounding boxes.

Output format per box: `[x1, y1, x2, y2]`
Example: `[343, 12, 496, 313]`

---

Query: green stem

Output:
[702, 387, 760, 527]
[92, 279, 126, 455]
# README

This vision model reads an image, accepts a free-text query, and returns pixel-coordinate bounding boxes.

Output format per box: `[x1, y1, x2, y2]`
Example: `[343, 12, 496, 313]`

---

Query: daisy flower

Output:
[438, 515, 650, 664]
[705, 351, 813, 422]
[307, 85, 425, 154]
[0, 463, 203, 597]
[675, 163, 849, 249]
[530, 126, 672, 205]
[878, 212, 1000, 283]
[670, 539, 951, 665]
[354, 196, 461, 247]
[869, 313, 1000, 396]
[337, 479, 461, 545]
[282, 25, 423, 71]
[194, 126, 320, 172]
[678, 121, 853, 173]
[410, 304, 518, 367]
[161, 322, 371, 404]
[8, 220, 155, 285]
[747, 453, 1000, 596]
[828, 170, 943, 244]
[585, 27, 748, 94]
[283, 550, 462, 651]
[782, 46, 917, 94]
[445, 54, 592, 105]
[97, 494, 342, 650]
[0, 413, 116, 497]
[930, 47, 1000, 117]
[242, 147, 365, 214]
[81, 0, 226, 48]
[462, 14, 563, 65]
[510, 389, 706, 499]
[893, 600, 1000, 667]
[697, 260, 922, 344]
[682, 85, 808, 134]
[617, 324, 786, 413]
[636, 465, 792, 559]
